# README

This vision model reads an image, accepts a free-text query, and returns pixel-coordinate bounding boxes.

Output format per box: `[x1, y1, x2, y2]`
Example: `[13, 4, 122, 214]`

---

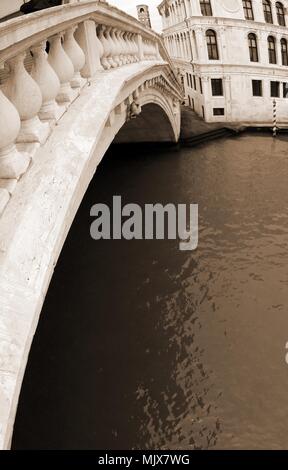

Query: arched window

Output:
[200, 0, 213, 16]
[243, 0, 254, 20]
[268, 36, 277, 64]
[281, 38, 288, 65]
[206, 29, 219, 60]
[248, 33, 258, 62]
[276, 2, 286, 26]
[263, 0, 273, 23]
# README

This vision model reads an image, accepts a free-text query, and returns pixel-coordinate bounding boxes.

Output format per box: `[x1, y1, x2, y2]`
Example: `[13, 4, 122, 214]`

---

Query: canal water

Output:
[12, 134, 288, 450]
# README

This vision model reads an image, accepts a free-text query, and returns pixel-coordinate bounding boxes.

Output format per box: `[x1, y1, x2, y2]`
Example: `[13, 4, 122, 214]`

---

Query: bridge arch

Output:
[0, 1, 182, 449]
[115, 94, 179, 144]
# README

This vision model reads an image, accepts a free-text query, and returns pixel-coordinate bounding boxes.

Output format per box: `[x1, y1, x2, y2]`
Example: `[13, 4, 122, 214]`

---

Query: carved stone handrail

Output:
[0, 0, 181, 214]
[0, 1, 174, 66]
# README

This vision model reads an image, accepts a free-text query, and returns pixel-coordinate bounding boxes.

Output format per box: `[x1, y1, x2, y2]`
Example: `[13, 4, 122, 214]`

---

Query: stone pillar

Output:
[98, 25, 111, 69]
[63, 26, 86, 88]
[107, 27, 119, 67]
[3, 52, 50, 144]
[111, 28, 122, 66]
[0, 88, 30, 179]
[119, 31, 128, 65]
[75, 20, 103, 79]
[30, 41, 63, 121]
[105, 26, 118, 68]
[132, 34, 139, 62]
[48, 33, 75, 103]
[137, 34, 144, 61]
[155, 42, 161, 60]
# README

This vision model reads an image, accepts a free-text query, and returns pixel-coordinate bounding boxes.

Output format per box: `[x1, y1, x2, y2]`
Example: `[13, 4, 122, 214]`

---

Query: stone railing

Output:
[0, 0, 179, 212]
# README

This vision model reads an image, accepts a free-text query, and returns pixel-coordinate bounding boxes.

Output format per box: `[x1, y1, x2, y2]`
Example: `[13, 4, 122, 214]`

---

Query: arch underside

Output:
[115, 101, 177, 143]
[0, 62, 181, 450]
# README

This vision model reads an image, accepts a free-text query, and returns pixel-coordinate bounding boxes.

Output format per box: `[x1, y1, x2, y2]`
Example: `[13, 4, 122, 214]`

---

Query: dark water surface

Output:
[12, 135, 288, 449]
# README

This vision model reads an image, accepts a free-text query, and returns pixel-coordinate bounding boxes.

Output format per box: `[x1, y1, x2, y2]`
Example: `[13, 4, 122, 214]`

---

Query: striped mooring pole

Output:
[273, 99, 277, 137]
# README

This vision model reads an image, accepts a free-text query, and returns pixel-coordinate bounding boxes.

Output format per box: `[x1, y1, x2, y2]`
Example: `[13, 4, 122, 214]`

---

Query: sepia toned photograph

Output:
[0, 0, 288, 458]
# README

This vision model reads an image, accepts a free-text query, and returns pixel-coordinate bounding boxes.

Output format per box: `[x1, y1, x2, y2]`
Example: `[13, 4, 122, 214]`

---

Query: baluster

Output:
[142, 39, 147, 60]
[105, 27, 118, 68]
[128, 33, 135, 63]
[147, 41, 152, 60]
[74, 20, 103, 80]
[115, 30, 124, 66]
[63, 26, 86, 89]
[151, 42, 155, 60]
[95, 24, 104, 68]
[131, 34, 139, 62]
[0, 88, 30, 179]
[148, 41, 153, 60]
[125, 33, 133, 63]
[30, 41, 64, 121]
[99, 26, 111, 70]
[130, 34, 135, 63]
[119, 31, 128, 64]
[48, 32, 76, 104]
[3, 52, 50, 144]
[137, 34, 144, 62]
[123, 32, 130, 64]
[142, 39, 146, 60]
[122, 33, 129, 63]
[154, 41, 161, 60]
[150, 41, 155, 60]
[111, 28, 121, 67]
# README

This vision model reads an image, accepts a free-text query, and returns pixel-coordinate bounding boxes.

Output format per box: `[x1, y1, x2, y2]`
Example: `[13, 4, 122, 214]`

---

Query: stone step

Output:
[180, 127, 238, 147]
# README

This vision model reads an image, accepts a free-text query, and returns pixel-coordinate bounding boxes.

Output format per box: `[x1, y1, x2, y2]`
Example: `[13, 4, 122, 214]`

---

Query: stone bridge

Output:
[0, 0, 183, 449]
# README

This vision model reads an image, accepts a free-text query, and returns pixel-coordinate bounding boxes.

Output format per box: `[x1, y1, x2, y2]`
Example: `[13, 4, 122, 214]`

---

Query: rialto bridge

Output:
[0, 0, 182, 449]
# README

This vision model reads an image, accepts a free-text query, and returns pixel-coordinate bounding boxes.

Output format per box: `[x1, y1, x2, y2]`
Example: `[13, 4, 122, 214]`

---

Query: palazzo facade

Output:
[158, 0, 288, 124]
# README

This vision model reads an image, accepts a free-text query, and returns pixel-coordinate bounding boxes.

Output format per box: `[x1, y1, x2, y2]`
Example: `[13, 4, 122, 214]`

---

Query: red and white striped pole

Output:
[273, 99, 277, 137]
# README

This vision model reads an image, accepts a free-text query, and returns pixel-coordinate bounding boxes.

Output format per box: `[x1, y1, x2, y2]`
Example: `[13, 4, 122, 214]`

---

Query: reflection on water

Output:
[12, 134, 288, 449]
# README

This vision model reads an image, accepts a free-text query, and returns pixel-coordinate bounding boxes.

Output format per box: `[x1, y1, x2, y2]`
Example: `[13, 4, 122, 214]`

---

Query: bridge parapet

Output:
[0, 0, 181, 215]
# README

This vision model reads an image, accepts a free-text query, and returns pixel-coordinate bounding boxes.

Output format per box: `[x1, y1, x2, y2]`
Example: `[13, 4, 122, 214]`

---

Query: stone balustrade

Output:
[0, 0, 178, 215]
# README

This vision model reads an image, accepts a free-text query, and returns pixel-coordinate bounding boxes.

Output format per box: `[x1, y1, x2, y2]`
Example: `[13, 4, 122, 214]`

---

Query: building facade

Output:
[158, 0, 288, 124]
